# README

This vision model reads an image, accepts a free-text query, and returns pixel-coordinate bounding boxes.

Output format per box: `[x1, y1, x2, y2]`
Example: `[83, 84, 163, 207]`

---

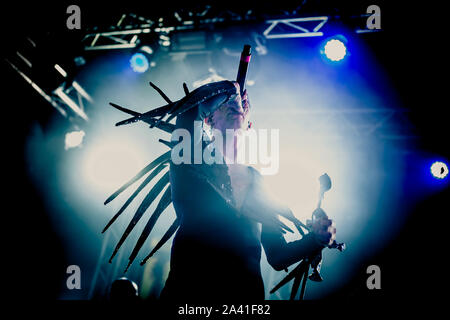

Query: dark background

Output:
[1, 0, 448, 309]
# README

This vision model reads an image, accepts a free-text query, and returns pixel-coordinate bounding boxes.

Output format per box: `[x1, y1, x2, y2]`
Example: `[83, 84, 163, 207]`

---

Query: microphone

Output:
[236, 44, 252, 96]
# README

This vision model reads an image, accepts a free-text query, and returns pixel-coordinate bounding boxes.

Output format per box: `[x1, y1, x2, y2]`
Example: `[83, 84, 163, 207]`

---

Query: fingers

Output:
[226, 84, 250, 113]
[242, 89, 250, 112]
[312, 218, 336, 246]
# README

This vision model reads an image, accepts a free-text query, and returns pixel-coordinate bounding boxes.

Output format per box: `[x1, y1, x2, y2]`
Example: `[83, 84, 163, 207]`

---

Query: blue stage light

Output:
[430, 161, 449, 180]
[130, 53, 149, 73]
[323, 38, 347, 62]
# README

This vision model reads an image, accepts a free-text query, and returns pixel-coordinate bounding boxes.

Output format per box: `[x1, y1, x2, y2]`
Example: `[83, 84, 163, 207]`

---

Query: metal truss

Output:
[81, 8, 379, 52]
[262, 13, 382, 40]
[263, 16, 329, 39]
[5, 32, 93, 122]
[83, 13, 155, 51]
[6, 59, 67, 118]
[6, 58, 92, 122]
[81, 7, 255, 52]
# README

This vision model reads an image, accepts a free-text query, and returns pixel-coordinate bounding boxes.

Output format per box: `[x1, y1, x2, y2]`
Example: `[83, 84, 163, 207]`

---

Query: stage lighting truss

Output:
[5, 42, 93, 122]
[52, 79, 92, 121]
[263, 16, 329, 39]
[83, 13, 156, 51]
[81, 8, 248, 53]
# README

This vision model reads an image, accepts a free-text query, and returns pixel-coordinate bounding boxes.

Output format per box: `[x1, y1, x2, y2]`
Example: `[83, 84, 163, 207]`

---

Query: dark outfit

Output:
[160, 107, 323, 301]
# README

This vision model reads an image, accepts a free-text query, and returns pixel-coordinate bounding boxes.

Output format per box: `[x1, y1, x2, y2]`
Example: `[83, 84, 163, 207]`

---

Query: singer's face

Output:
[210, 82, 250, 132]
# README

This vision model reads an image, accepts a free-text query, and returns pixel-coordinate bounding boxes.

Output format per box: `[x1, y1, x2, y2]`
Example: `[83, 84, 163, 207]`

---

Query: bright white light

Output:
[323, 39, 347, 62]
[431, 161, 448, 179]
[65, 130, 85, 150]
[82, 136, 146, 193]
[54, 64, 67, 77]
[130, 53, 149, 73]
[140, 46, 153, 55]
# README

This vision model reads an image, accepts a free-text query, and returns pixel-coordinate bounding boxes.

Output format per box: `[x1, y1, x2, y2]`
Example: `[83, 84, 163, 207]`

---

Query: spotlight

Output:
[322, 37, 347, 62]
[430, 161, 448, 180]
[65, 130, 85, 150]
[130, 53, 149, 73]
[159, 34, 171, 47]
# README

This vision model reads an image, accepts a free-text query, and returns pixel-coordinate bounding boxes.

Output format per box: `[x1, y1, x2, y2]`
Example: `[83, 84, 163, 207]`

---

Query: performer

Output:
[161, 81, 336, 300]
[104, 80, 336, 301]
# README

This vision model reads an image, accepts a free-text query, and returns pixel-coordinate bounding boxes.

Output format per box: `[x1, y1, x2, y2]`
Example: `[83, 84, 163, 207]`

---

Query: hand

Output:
[311, 217, 336, 247]
[225, 82, 250, 115]
[241, 89, 250, 114]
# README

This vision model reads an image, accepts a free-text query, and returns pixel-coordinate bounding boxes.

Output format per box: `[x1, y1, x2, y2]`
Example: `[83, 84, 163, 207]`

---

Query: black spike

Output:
[183, 82, 189, 95]
[108, 172, 170, 263]
[277, 218, 294, 234]
[290, 269, 302, 300]
[125, 187, 172, 272]
[115, 104, 172, 127]
[115, 116, 141, 126]
[102, 161, 169, 233]
[298, 263, 310, 300]
[277, 209, 308, 236]
[141, 218, 180, 265]
[149, 98, 184, 128]
[149, 82, 172, 104]
[144, 119, 176, 134]
[270, 260, 306, 294]
[150, 113, 167, 129]
[109, 102, 141, 116]
[158, 139, 176, 149]
[117, 114, 175, 133]
[163, 88, 232, 124]
[104, 151, 171, 205]
[242, 207, 293, 234]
